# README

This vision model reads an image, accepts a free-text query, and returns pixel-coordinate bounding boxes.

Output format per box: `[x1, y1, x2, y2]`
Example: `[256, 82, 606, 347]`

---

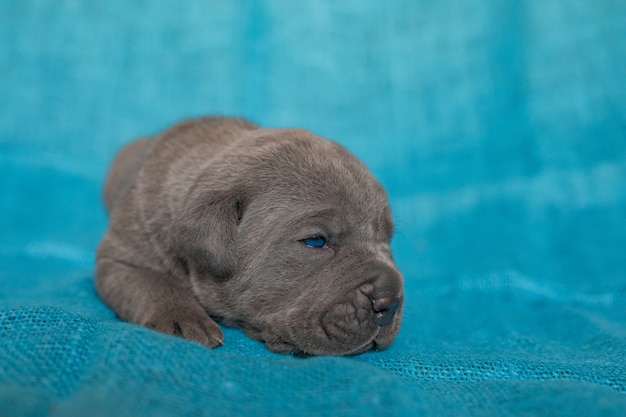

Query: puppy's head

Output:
[173, 128, 403, 356]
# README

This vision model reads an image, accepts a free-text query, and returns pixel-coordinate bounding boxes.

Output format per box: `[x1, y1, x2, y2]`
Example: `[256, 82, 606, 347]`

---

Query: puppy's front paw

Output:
[143, 305, 224, 348]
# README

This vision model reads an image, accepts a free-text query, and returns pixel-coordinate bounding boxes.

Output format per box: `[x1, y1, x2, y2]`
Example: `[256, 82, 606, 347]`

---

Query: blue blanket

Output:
[1, 1, 625, 416]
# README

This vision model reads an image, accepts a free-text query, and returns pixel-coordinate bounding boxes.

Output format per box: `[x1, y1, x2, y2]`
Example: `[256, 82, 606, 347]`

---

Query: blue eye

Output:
[301, 236, 327, 248]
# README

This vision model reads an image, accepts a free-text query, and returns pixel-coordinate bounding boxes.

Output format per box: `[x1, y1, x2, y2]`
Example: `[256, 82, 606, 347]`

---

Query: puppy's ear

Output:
[169, 188, 246, 280]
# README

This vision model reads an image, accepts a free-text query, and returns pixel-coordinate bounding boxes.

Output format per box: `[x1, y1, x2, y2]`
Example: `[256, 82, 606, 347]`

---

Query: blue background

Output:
[1, 1, 625, 416]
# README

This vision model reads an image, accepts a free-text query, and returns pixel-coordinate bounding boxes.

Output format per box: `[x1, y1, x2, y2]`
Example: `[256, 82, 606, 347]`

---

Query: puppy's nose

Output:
[372, 297, 401, 326]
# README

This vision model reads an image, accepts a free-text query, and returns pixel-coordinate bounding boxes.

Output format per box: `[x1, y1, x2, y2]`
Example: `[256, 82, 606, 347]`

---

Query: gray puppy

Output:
[96, 117, 403, 356]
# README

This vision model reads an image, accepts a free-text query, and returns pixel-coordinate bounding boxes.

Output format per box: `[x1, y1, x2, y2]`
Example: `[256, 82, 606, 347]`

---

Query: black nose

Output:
[372, 297, 401, 326]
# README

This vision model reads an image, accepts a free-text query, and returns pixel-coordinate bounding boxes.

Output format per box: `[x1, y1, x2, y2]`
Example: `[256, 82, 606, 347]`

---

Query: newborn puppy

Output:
[96, 117, 403, 356]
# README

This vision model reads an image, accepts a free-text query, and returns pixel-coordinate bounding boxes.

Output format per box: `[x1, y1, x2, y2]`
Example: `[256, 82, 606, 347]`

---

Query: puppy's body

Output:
[96, 117, 403, 356]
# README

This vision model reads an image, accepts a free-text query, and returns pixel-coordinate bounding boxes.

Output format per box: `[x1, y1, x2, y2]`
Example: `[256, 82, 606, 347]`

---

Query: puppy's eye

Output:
[300, 236, 327, 249]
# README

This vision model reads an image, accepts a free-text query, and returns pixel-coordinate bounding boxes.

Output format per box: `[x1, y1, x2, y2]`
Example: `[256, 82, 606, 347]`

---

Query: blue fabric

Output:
[1, 1, 625, 415]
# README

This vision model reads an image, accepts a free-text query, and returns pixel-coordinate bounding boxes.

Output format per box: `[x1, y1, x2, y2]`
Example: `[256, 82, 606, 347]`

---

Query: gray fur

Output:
[96, 117, 403, 356]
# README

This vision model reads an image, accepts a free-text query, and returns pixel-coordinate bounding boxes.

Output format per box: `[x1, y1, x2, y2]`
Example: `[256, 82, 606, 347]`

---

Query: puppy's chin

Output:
[261, 318, 401, 357]
[260, 333, 378, 357]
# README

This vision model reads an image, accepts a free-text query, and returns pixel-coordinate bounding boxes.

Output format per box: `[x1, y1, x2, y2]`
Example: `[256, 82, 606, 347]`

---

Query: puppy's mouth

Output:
[267, 325, 381, 358]
[267, 289, 402, 357]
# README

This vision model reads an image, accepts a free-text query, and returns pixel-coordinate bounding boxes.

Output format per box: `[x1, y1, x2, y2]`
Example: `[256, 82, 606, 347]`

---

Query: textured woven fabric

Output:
[1, 1, 625, 416]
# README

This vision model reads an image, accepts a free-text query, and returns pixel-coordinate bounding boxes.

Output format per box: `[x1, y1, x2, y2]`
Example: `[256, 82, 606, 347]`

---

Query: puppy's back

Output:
[103, 138, 153, 214]
[103, 117, 259, 214]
